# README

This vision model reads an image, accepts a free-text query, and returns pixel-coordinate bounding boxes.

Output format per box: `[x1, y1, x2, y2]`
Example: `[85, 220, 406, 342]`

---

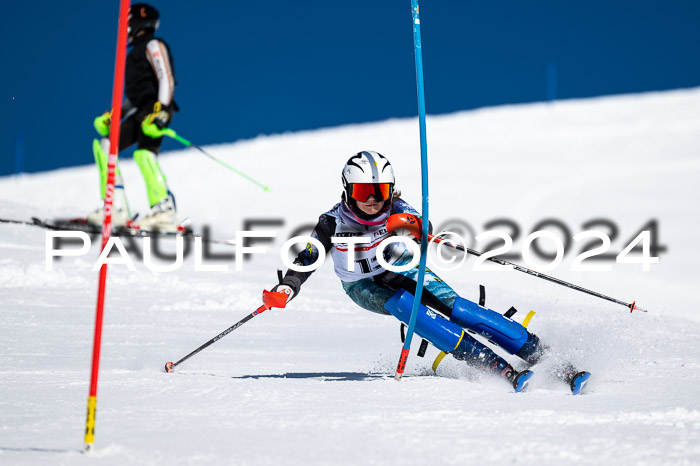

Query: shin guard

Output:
[92, 138, 130, 216]
[93, 138, 126, 199]
[450, 297, 528, 354]
[134, 149, 169, 207]
[384, 290, 463, 353]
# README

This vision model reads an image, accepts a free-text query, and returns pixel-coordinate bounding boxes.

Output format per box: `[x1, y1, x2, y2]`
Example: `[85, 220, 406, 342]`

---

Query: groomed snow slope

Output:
[1, 88, 699, 465]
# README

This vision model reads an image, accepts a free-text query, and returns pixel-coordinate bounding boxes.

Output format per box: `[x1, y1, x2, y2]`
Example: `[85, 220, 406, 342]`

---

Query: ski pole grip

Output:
[262, 290, 289, 309]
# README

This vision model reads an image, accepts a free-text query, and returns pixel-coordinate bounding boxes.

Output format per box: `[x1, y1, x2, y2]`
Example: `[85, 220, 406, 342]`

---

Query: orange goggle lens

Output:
[349, 183, 392, 202]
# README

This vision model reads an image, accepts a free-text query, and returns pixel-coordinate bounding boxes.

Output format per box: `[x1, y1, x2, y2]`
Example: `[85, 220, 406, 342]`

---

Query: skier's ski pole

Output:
[161, 128, 271, 192]
[164, 289, 289, 373]
[386, 213, 648, 313]
[433, 234, 646, 312]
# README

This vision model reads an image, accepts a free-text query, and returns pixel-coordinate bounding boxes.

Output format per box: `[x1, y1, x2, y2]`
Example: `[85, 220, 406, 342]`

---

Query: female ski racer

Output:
[270, 150, 590, 393]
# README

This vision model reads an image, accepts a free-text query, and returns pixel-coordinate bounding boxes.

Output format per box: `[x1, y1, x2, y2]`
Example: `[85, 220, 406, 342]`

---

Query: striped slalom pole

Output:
[84, 0, 130, 452]
[395, 0, 431, 381]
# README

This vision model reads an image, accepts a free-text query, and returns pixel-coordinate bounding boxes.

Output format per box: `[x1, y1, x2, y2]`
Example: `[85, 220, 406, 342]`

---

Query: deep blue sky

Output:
[2, 1, 699, 175]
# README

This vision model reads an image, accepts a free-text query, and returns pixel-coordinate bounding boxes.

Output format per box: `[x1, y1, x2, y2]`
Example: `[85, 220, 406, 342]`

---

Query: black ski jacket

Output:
[125, 33, 177, 113]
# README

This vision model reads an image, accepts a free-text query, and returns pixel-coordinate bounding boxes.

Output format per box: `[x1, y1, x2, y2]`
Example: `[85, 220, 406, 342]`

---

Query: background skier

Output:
[88, 3, 179, 231]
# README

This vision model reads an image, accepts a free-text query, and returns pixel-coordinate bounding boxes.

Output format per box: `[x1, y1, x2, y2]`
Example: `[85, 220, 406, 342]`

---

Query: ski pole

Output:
[164, 289, 289, 373]
[386, 213, 648, 313]
[161, 128, 271, 192]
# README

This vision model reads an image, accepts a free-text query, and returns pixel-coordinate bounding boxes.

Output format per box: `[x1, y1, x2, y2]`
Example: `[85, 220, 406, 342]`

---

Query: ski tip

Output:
[164, 361, 175, 373]
[570, 371, 591, 395]
[513, 370, 534, 393]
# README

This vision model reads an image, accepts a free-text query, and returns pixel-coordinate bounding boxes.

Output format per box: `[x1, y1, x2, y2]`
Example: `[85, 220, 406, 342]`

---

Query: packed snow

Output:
[1, 88, 700, 465]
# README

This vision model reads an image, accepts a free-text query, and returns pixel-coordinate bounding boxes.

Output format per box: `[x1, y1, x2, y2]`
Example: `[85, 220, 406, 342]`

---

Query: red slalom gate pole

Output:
[84, 0, 130, 453]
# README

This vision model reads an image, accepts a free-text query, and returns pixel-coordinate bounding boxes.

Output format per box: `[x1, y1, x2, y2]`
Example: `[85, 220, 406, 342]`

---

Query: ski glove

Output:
[386, 213, 433, 239]
[94, 111, 111, 137]
[270, 284, 294, 304]
[141, 102, 170, 138]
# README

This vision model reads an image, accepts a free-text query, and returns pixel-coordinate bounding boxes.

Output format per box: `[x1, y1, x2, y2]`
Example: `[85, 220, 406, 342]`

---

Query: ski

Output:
[570, 371, 591, 395]
[53, 216, 191, 236]
[512, 370, 534, 393]
[33, 216, 192, 237]
[0, 217, 40, 228]
[0, 216, 236, 246]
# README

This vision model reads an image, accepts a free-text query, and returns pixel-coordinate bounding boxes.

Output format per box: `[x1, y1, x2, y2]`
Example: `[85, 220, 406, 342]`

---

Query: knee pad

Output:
[384, 290, 463, 353]
[450, 297, 528, 354]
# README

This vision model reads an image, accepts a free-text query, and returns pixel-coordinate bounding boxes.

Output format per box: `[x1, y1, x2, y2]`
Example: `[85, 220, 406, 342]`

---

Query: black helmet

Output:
[128, 4, 160, 42]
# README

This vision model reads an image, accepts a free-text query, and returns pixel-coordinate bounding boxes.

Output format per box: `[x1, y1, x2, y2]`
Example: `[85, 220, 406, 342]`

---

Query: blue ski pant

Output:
[341, 267, 545, 370]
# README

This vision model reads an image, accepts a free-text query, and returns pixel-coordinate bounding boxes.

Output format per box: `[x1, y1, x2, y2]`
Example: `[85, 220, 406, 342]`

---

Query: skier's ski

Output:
[48, 216, 191, 236]
[0, 217, 40, 227]
[512, 370, 534, 393]
[569, 371, 591, 395]
[0, 216, 236, 246]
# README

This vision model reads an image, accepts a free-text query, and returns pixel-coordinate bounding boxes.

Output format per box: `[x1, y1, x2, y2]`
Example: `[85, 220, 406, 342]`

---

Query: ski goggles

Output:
[348, 183, 393, 202]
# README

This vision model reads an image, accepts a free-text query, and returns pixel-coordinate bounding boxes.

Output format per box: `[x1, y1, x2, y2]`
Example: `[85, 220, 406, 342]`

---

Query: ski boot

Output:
[137, 192, 178, 232]
[86, 204, 130, 228]
[502, 364, 534, 393]
[86, 182, 131, 228]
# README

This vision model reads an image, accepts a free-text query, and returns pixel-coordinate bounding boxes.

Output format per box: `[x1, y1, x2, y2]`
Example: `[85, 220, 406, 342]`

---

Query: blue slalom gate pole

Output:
[395, 0, 431, 381]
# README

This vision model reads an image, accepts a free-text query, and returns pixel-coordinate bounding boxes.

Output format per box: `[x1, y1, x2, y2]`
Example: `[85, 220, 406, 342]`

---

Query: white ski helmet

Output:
[342, 151, 395, 208]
